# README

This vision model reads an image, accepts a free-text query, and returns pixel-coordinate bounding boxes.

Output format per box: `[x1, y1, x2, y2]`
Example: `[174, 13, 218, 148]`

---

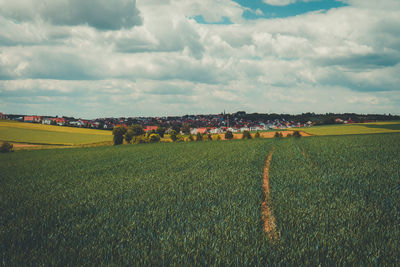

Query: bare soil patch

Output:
[261, 148, 279, 241]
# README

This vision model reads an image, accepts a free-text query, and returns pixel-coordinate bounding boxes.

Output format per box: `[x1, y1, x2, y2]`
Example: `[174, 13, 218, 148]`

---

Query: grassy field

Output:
[1, 140, 273, 265]
[1, 133, 400, 265]
[269, 134, 400, 265]
[0, 120, 112, 146]
[297, 121, 400, 136]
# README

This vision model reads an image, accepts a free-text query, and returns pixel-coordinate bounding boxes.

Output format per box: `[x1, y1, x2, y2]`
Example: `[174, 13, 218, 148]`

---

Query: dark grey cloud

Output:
[316, 52, 400, 70]
[0, 0, 142, 30]
[317, 64, 400, 92]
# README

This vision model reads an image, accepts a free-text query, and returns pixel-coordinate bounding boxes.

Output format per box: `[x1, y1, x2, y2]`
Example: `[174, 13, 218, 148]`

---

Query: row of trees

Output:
[112, 126, 300, 146]
[113, 125, 162, 145]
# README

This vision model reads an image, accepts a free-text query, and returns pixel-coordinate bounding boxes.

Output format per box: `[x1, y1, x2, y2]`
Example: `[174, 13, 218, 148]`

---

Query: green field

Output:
[298, 121, 400, 136]
[0, 120, 112, 146]
[1, 134, 399, 265]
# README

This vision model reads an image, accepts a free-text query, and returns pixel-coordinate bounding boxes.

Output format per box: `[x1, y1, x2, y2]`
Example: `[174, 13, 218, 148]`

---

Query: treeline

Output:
[112, 126, 299, 146]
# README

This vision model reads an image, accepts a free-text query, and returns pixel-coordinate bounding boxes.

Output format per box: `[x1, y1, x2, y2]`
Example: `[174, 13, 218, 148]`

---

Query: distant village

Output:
[1, 111, 398, 134]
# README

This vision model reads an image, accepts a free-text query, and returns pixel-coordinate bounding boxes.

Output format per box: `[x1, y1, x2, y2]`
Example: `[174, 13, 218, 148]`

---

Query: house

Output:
[209, 128, 223, 134]
[190, 127, 208, 135]
[24, 116, 42, 123]
[69, 120, 85, 127]
[52, 118, 66, 126]
[197, 128, 208, 134]
[0, 112, 6, 120]
[42, 118, 52, 125]
[250, 126, 262, 132]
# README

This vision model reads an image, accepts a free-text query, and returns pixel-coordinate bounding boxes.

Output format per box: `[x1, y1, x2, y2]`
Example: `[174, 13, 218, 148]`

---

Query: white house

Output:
[42, 118, 52, 125]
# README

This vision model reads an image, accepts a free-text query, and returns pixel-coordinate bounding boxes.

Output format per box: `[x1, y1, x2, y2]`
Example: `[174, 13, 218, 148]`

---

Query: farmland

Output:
[1, 140, 273, 265]
[297, 121, 400, 136]
[1, 133, 399, 265]
[0, 120, 112, 146]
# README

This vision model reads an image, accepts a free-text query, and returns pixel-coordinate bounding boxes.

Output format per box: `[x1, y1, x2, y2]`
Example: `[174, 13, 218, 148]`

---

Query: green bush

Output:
[149, 134, 161, 143]
[133, 135, 147, 144]
[293, 131, 302, 138]
[125, 129, 135, 144]
[170, 130, 177, 142]
[255, 132, 260, 138]
[207, 133, 213, 141]
[274, 132, 283, 138]
[196, 132, 203, 141]
[225, 131, 233, 140]
[216, 135, 221, 141]
[112, 126, 127, 145]
[188, 134, 194, 141]
[0, 142, 13, 153]
[242, 130, 252, 139]
[176, 134, 185, 142]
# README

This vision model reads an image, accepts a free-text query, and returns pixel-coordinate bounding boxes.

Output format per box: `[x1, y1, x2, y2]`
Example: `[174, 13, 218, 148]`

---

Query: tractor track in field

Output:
[301, 150, 318, 170]
[261, 147, 279, 241]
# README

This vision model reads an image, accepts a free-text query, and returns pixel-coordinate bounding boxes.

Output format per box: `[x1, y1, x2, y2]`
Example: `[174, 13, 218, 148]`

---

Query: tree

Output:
[182, 123, 191, 135]
[322, 116, 336, 125]
[149, 133, 161, 143]
[98, 121, 105, 129]
[125, 129, 135, 143]
[196, 132, 203, 141]
[0, 142, 13, 153]
[255, 132, 260, 138]
[156, 126, 166, 138]
[188, 134, 194, 141]
[176, 134, 185, 142]
[172, 125, 181, 133]
[113, 126, 127, 145]
[170, 130, 177, 142]
[225, 130, 233, 140]
[130, 124, 144, 136]
[242, 130, 252, 139]
[293, 131, 302, 138]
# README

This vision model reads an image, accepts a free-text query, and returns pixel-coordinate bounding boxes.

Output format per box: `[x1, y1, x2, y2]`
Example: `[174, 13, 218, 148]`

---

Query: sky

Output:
[0, 0, 399, 118]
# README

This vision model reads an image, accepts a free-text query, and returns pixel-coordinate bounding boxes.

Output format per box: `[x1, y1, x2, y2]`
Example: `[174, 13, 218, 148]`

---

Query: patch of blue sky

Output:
[192, 15, 233, 25]
[234, 0, 348, 20]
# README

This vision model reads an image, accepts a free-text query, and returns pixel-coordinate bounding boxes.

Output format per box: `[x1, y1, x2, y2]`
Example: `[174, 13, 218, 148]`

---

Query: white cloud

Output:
[0, 0, 142, 30]
[0, 0, 399, 117]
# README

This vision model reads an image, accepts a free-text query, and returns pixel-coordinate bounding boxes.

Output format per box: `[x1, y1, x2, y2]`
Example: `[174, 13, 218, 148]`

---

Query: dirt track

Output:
[261, 148, 279, 241]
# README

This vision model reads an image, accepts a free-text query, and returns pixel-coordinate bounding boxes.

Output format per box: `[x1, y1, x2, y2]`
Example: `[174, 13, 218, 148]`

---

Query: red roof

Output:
[24, 116, 42, 121]
[197, 128, 207, 134]
[144, 126, 158, 132]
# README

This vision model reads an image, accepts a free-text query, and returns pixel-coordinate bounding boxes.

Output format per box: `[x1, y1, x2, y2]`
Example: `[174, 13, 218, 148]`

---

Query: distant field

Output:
[0, 120, 112, 146]
[1, 134, 399, 265]
[297, 121, 400, 136]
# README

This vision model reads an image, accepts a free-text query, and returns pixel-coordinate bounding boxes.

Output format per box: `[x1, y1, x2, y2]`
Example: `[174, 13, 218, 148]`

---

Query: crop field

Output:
[0, 120, 112, 146]
[1, 133, 399, 265]
[269, 134, 400, 264]
[298, 121, 400, 136]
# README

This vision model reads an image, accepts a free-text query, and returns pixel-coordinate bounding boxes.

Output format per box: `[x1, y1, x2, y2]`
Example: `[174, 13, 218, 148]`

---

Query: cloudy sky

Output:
[0, 0, 399, 118]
